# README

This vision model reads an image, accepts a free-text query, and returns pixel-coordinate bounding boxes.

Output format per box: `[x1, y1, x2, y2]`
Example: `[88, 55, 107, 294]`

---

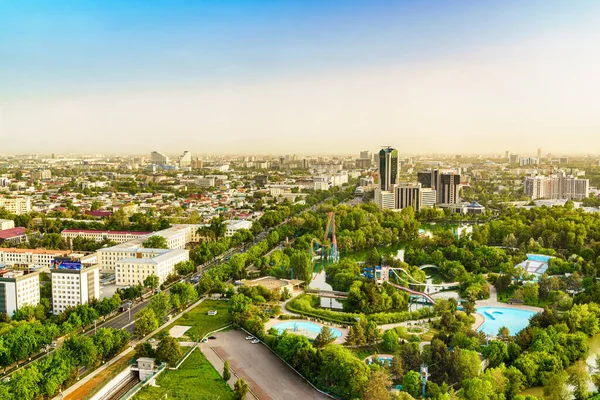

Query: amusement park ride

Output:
[311, 212, 340, 268]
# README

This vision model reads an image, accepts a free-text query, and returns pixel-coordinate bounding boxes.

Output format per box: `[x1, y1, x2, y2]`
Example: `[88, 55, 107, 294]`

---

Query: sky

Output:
[1, 0, 600, 155]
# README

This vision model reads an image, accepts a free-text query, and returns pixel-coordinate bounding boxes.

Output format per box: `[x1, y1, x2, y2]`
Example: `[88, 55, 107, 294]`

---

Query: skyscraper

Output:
[417, 169, 461, 204]
[537, 148, 542, 161]
[360, 151, 371, 160]
[378, 147, 399, 191]
[150, 151, 169, 165]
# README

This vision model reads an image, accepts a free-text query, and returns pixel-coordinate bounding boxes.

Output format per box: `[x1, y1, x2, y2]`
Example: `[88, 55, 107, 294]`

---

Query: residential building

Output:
[224, 220, 253, 237]
[31, 169, 52, 181]
[519, 157, 538, 166]
[51, 262, 100, 314]
[150, 151, 169, 165]
[61, 229, 151, 246]
[0, 270, 40, 317]
[378, 147, 399, 191]
[0, 196, 32, 215]
[360, 151, 371, 160]
[196, 177, 216, 187]
[115, 249, 189, 286]
[255, 175, 269, 187]
[509, 154, 519, 164]
[524, 172, 589, 200]
[0, 248, 71, 267]
[313, 176, 330, 191]
[0, 219, 15, 230]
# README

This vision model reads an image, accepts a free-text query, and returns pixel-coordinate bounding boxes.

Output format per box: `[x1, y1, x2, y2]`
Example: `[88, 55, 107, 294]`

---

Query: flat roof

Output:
[62, 229, 151, 235]
[0, 247, 71, 255]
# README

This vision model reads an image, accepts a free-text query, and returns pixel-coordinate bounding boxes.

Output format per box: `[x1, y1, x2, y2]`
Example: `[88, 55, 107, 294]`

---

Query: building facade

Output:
[51, 264, 100, 314]
[150, 151, 170, 165]
[115, 249, 189, 286]
[417, 170, 461, 204]
[0, 196, 31, 215]
[0, 270, 40, 317]
[61, 229, 151, 246]
[378, 147, 399, 191]
[374, 189, 396, 210]
[524, 172, 589, 200]
[0, 248, 72, 267]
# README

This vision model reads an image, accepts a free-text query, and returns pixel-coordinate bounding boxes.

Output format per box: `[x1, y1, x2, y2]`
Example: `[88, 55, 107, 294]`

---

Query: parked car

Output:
[208, 336, 216, 340]
[148, 338, 156, 343]
[251, 339, 260, 344]
[245, 336, 254, 340]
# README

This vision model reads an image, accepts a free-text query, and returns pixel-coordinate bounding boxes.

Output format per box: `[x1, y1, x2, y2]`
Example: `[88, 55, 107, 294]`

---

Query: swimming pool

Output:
[476, 306, 537, 336]
[272, 321, 342, 340]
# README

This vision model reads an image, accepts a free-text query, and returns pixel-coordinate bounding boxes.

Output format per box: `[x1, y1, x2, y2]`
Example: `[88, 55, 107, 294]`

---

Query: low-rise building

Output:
[51, 262, 100, 314]
[0, 196, 31, 215]
[224, 220, 252, 237]
[61, 229, 151, 246]
[0, 269, 40, 317]
[115, 249, 189, 286]
[0, 248, 72, 267]
[0, 227, 28, 245]
[0, 219, 15, 231]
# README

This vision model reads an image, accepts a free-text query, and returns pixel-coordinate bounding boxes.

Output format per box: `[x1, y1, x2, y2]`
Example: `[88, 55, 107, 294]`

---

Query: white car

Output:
[245, 336, 254, 340]
[251, 339, 260, 344]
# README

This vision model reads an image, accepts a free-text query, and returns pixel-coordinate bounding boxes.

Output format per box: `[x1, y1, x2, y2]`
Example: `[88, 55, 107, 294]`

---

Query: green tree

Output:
[363, 369, 392, 400]
[382, 329, 400, 353]
[142, 235, 169, 249]
[402, 370, 422, 398]
[290, 251, 312, 284]
[148, 291, 170, 320]
[134, 342, 156, 359]
[568, 360, 590, 400]
[134, 308, 159, 338]
[234, 378, 249, 400]
[543, 370, 570, 400]
[314, 326, 336, 348]
[320, 345, 370, 398]
[156, 335, 182, 366]
[63, 335, 97, 370]
[223, 360, 231, 381]
[482, 341, 508, 368]
[143, 274, 160, 292]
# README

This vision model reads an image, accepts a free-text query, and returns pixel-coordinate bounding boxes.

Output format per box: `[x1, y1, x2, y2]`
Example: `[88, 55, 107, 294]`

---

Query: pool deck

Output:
[265, 318, 348, 344]
[473, 285, 543, 332]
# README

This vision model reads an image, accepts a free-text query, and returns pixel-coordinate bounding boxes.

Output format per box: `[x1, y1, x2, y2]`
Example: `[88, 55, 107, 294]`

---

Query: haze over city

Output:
[2, 0, 600, 155]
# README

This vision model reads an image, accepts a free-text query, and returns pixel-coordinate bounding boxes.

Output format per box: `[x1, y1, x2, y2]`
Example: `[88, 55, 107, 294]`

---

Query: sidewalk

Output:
[54, 297, 206, 400]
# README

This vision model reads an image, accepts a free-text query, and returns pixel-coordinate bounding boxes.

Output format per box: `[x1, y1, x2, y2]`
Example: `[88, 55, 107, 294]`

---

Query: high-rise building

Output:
[519, 157, 538, 166]
[524, 172, 589, 200]
[51, 262, 100, 314]
[150, 151, 169, 165]
[31, 169, 52, 181]
[509, 154, 519, 164]
[0, 270, 40, 317]
[537, 148, 542, 161]
[378, 147, 399, 191]
[505, 151, 509, 160]
[417, 170, 460, 204]
[178, 151, 192, 167]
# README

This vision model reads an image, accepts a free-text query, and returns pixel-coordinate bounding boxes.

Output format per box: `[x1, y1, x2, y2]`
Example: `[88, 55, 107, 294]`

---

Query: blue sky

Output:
[2, 1, 600, 154]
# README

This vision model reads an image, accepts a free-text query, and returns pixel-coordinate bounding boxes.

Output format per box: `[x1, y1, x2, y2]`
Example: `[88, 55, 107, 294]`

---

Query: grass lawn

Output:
[133, 349, 234, 400]
[161, 299, 232, 341]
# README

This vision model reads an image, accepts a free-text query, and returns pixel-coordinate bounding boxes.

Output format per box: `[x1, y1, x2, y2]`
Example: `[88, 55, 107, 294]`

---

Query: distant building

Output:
[0, 269, 40, 317]
[560, 157, 569, 164]
[417, 170, 460, 205]
[537, 148, 542, 161]
[51, 261, 100, 314]
[178, 151, 192, 167]
[196, 177, 216, 187]
[31, 169, 51, 181]
[509, 154, 519, 164]
[61, 229, 151, 246]
[360, 151, 371, 160]
[374, 189, 395, 210]
[519, 157, 538, 166]
[442, 201, 486, 215]
[150, 151, 169, 165]
[255, 175, 269, 187]
[524, 172, 589, 200]
[0, 196, 31, 215]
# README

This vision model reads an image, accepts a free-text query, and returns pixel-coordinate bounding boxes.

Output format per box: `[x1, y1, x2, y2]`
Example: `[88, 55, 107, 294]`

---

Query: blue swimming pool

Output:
[272, 321, 342, 339]
[476, 306, 537, 336]
[527, 254, 551, 262]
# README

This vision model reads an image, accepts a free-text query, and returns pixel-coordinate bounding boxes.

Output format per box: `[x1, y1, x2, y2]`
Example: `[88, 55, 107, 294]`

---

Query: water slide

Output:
[387, 282, 436, 304]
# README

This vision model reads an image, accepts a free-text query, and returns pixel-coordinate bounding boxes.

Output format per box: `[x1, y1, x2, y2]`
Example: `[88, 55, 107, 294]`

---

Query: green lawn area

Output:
[133, 349, 234, 400]
[161, 299, 232, 341]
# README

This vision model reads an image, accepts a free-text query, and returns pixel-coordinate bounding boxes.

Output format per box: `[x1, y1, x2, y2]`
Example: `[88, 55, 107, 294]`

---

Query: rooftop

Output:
[0, 227, 27, 240]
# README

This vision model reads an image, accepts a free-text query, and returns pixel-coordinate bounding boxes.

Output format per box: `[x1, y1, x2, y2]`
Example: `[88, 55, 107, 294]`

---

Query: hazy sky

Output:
[2, 0, 600, 155]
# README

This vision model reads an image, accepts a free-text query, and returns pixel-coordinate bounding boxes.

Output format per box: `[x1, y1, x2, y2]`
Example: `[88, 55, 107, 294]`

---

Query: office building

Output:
[115, 249, 189, 286]
[537, 148, 542, 161]
[0, 196, 31, 215]
[61, 229, 151, 246]
[509, 154, 519, 164]
[0, 248, 72, 267]
[395, 183, 422, 211]
[417, 170, 461, 204]
[51, 262, 100, 314]
[374, 189, 396, 210]
[421, 188, 437, 208]
[150, 151, 169, 165]
[0, 270, 41, 317]
[378, 147, 399, 191]
[519, 157, 538, 166]
[524, 172, 589, 200]
[31, 169, 52, 181]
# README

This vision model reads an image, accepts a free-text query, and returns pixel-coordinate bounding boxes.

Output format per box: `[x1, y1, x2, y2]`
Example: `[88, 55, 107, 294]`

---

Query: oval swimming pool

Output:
[272, 321, 342, 340]
[476, 306, 536, 336]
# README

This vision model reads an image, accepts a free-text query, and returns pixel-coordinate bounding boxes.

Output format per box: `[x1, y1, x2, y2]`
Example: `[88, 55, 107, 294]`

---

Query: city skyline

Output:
[2, 1, 600, 154]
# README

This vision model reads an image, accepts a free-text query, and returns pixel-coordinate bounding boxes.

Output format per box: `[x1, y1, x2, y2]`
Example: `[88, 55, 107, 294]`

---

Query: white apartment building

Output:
[31, 169, 52, 180]
[224, 220, 253, 237]
[0, 270, 40, 317]
[0, 219, 15, 231]
[115, 249, 189, 286]
[524, 172, 589, 201]
[51, 264, 100, 314]
[97, 247, 168, 273]
[150, 151, 169, 165]
[61, 229, 151, 246]
[0, 248, 72, 267]
[196, 177, 216, 187]
[0, 196, 31, 215]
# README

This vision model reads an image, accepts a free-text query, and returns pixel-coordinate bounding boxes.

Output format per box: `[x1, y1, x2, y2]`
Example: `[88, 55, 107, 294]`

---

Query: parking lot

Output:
[201, 330, 329, 400]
